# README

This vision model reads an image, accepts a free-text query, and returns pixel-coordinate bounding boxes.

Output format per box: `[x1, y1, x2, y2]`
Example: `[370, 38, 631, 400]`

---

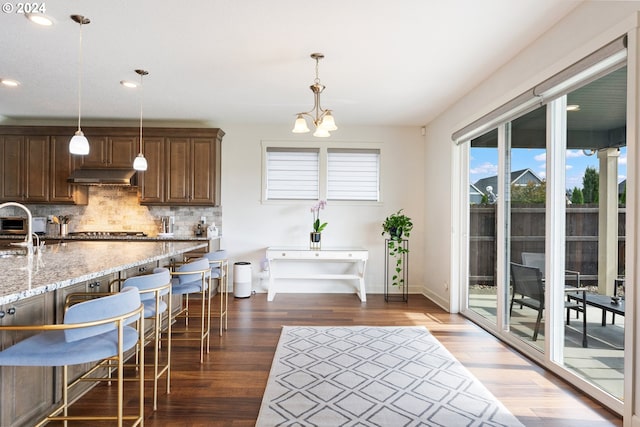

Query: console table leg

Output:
[267, 260, 276, 301]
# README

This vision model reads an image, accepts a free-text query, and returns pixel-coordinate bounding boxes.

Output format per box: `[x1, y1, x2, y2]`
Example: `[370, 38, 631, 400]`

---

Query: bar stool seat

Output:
[123, 267, 172, 411]
[0, 287, 144, 427]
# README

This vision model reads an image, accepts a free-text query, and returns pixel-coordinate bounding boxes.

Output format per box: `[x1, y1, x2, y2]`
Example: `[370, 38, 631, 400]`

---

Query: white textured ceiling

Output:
[0, 0, 581, 129]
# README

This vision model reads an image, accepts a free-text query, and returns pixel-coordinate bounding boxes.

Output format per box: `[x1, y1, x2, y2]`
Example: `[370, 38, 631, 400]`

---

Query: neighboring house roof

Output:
[473, 168, 543, 196]
[469, 183, 484, 204]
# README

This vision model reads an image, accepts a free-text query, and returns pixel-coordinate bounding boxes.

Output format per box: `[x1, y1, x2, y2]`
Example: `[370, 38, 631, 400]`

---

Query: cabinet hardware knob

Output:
[0, 311, 5, 319]
[7, 307, 16, 315]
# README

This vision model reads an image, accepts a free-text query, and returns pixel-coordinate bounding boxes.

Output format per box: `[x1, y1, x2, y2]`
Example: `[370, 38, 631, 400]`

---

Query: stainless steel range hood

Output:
[67, 168, 137, 185]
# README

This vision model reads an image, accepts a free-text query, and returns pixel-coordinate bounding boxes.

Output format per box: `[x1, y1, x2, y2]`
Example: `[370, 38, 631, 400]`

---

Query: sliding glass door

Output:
[463, 59, 626, 404]
[561, 66, 627, 401]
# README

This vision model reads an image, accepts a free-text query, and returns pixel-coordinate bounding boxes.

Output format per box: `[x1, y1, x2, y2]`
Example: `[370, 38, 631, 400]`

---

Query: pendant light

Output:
[292, 53, 338, 137]
[132, 69, 149, 171]
[69, 14, 90, 155]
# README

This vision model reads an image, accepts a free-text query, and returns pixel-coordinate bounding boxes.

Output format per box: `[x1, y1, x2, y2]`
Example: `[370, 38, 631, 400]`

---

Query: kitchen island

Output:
[0, 240, 207, 427]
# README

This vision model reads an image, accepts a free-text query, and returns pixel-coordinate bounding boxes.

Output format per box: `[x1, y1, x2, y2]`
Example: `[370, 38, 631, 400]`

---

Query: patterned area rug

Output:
[256, 326, 524, 427]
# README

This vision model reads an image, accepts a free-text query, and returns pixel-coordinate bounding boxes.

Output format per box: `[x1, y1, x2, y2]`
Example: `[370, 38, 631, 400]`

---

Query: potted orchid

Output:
[310, 200, 327, 249]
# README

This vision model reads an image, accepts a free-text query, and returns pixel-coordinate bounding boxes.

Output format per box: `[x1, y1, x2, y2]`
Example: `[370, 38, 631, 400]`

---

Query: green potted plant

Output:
[381, 209, 413, 288]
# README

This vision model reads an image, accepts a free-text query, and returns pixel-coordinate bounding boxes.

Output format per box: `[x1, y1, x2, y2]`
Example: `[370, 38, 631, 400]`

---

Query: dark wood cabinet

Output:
[140, 129, 223, 206]
[0, 135, 49, 202]
[0, 126, 223, 206]
[0, 293, 55, 427]
[81, 135, 137, 168]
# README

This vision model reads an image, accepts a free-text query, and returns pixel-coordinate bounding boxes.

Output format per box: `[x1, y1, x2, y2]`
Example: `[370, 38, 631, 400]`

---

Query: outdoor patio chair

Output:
[521, 252, 581, 287]
[510, 262, 582, 341]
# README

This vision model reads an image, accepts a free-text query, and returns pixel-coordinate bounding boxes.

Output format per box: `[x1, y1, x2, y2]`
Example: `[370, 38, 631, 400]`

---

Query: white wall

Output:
[219, 124, 425, 296]
[423, 0, 640, 312]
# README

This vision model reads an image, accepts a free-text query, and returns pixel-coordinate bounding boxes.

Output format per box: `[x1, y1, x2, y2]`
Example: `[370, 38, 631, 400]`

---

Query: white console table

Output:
[265, 247, 368, 302]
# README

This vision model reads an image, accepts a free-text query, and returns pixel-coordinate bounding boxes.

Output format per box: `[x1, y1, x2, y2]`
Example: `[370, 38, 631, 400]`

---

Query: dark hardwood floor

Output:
[53, 293, 622, 426]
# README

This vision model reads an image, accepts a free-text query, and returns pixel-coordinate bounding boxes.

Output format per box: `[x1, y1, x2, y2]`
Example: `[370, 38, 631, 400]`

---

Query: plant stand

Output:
[384, 238, 408, 302]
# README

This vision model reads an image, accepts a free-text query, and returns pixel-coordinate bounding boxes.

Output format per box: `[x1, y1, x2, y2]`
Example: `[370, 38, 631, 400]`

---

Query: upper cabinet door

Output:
[23, 136, 50, 202]
[80, 136, 136, 168]
[190, 138, 215, 204]
[165, 137, 191, 204]
[109, 136, 137, 168]
[138, 137, 164, 204]
[0, 135, 25, 201]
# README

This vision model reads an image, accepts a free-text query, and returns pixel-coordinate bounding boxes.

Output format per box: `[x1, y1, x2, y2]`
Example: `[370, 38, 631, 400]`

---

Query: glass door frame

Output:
[459, 95, 625, 416]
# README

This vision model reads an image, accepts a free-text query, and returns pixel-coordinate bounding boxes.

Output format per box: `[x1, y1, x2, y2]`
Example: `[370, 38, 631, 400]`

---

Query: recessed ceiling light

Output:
[120, 80, 139, 88]
[25, 13, 54, 26]
[0, 79, 20, 87]
[567, 104, 581, 111]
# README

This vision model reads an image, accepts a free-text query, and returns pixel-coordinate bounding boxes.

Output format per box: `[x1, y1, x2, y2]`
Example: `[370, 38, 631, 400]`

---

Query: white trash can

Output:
[233, 262, 252, 298]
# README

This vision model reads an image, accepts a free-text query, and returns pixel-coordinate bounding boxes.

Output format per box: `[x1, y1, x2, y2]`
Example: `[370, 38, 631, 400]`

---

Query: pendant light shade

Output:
[133, 69, 149, 171]
[133, 153, 148, 171]
[69, 130, 90, 155]
[69, 14, 90, 155]
[292, 114, 310, 133]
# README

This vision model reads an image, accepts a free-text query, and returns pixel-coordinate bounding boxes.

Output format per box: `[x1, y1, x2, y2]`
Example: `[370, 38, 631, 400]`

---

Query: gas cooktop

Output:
[68, 231, 148, 237]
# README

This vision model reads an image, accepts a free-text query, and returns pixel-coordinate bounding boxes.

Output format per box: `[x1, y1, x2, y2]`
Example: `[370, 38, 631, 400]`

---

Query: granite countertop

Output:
[0, 234, 219, 242]
[0, 240, 207, 305]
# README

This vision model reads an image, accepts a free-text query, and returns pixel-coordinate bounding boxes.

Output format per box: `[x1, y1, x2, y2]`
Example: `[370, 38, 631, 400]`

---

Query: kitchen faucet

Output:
[0, 202, 33, 255]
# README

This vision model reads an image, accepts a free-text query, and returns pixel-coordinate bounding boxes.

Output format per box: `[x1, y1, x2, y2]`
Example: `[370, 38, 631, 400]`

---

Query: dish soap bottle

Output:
[208, 222, 219, 237]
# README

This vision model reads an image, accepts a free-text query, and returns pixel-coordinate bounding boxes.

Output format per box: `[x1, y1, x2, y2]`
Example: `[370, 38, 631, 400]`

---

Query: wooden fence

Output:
[469, 204, 625, 286]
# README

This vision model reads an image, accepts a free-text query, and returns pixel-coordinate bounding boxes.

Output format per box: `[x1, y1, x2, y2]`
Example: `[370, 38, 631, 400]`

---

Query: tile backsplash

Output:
[16, 186, 222, 237]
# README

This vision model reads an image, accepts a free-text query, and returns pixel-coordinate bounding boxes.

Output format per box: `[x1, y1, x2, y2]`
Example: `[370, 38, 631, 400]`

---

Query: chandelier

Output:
[292, 53, 337, 138]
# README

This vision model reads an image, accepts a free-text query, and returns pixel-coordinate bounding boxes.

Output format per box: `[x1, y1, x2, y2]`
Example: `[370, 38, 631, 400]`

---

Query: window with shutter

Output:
[327, 148, 380, 201]
[265, 147, 319, 200]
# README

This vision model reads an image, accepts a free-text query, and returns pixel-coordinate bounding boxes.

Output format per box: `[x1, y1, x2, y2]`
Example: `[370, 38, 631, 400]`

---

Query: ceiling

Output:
[0, 0, 583, 130]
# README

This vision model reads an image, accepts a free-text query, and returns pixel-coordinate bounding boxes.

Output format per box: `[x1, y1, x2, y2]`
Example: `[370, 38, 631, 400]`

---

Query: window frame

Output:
[261, 140, 383, 204]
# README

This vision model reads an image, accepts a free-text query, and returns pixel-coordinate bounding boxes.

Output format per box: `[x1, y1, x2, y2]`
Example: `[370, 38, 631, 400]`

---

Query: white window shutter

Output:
[327, 149, 380, 201]
[266, 148, 319, 200]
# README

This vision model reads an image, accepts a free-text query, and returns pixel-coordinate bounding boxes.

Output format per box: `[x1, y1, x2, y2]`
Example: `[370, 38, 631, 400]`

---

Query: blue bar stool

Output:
[167, 257, 212, 363]
[201, 250, 229, 336]
[0, 287, 144, 426]
[122, 267, 172, 411]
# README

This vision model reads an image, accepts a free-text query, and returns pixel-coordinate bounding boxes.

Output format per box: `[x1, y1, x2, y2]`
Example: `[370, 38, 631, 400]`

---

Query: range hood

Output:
[67, 168, 137, 185]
